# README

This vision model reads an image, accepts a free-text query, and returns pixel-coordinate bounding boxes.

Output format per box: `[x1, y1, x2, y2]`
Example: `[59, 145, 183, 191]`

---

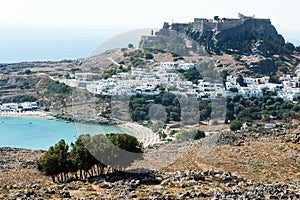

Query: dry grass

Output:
[164, 139, 300, 183]
[1, 137, 300, 198]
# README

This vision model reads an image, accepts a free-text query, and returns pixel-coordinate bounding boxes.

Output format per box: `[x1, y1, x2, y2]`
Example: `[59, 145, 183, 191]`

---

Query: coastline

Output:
[0, 111, 161, 147]
[0, 110, 53, 119]
[119, 122, 161, 147]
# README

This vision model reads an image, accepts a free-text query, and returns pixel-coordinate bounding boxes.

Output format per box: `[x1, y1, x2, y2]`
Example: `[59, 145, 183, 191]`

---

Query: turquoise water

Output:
[0, 116, 128, 150]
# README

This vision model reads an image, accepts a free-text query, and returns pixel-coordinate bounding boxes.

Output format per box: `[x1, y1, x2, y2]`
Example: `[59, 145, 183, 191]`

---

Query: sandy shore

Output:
[119, 122, 162, 147]
[0, 111, 52, 118]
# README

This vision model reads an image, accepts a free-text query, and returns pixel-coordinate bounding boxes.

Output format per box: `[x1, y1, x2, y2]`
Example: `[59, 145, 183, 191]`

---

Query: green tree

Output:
[220, 70, 229, 82]
[181, 69, 202, 84]
[128, 43, 134, 49]
[236, 74, 247, 87]
[36, 146, 60, 182]
[145, 53, 154, 59]
[36, 139, 70, 182]
[37, 134, 144, 182]
[229, 87, 238, 93]
[283, 42, 295, 54]
[64, 72, 71, 79]
[230, 120, 243, 132]
[24, 69, 32, 75]
[69, 135, 97, 180]
[214, 16, 220, 21]
[90, 134, 143, 171]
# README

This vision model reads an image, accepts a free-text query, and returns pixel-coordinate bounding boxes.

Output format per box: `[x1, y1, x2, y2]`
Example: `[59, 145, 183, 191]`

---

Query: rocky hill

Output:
[1, 130, 300, 199]
[152, 14, 287, 54]
[140, 14, 300, 76]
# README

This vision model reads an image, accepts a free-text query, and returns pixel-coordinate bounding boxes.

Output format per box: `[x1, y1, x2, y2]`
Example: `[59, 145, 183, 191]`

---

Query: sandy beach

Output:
[0, 111, 52, 118]
[119, 122, 161, 147]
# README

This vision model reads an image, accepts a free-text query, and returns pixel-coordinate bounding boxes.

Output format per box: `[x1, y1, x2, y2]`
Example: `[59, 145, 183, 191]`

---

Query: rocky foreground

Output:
[1, 130, 300, 199]
[1, 168, 300, 199]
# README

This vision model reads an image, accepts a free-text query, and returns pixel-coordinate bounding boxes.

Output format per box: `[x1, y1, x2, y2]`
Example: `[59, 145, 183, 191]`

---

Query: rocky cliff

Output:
[153, 14, 287, 55]
[214, 18, 284, 45]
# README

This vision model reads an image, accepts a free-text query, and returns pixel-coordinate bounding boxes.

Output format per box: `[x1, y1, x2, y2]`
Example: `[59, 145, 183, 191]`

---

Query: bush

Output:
[229, 87, 238, 93]
[46, 81, 71, 94]
[233, 54, 241, 61]
[145, 53, 154, 59]
[230, 120, 243, 131]
[175, 129, 205, 141]
[24, 69, 32, 75]
[128, 44, 134, 49]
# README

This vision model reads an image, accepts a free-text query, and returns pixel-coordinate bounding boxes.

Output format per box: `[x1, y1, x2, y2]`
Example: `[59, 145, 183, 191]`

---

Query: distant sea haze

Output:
[0, 27, 299, 64]
[0, 27, 124, 63]
[0, 36, 106, 63]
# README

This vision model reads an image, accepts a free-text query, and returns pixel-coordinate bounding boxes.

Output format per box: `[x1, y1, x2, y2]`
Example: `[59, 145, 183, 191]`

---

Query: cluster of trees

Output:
[227, 93, 300, 130]
[129, 92, 181, 122]
[123, 49, 149, 67]
[179, 68, 202, 84]
[46, 80, 71, 94]
[129, 92, 212, 124]
[37, 134, 143, 182]
[129, 91, 300, 131]
[101, 66, 131, 79]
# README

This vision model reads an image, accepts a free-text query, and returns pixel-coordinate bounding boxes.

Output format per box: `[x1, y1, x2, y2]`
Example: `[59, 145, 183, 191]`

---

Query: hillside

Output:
[1, 130, 300, 199]
[142, 14, 300, 76]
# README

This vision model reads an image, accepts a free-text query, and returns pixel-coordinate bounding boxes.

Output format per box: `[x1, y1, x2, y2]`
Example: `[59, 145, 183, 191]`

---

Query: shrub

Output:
[230, 120, 243, 131]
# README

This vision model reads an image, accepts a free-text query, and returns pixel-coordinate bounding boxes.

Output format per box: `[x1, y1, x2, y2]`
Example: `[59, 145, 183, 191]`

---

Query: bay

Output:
[0, 116, 129, 150]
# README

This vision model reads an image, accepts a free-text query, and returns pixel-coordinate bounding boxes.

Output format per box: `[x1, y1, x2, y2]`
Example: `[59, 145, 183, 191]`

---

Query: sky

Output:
[0, 0, 299, 63]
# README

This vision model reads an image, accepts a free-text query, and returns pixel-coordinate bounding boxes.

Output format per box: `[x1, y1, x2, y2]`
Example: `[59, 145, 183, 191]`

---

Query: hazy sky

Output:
[1, 0, 299, 31]
[1, 0, 299, 62]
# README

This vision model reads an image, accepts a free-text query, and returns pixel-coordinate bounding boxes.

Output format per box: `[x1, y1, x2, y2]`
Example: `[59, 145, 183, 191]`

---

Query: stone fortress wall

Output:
[165, 13, 272, 34]
[140, 13, 283, 48]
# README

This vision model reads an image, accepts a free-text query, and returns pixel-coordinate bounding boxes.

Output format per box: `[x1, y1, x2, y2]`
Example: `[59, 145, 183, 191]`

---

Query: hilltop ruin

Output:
[140, 14, 285, 54]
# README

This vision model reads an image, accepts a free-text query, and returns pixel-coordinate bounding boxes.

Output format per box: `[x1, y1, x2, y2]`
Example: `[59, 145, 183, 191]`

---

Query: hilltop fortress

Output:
[141, 14, 285, 51]
[164, 14, 266, 33]
[164, 13, 283, 43]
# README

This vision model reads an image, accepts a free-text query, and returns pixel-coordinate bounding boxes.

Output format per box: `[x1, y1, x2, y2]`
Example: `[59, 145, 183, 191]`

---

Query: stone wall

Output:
[169, 23, 191, 33]
[192, 17, 271, 33]
[216, 19, 244, 31]
[215, 18, 284, 44]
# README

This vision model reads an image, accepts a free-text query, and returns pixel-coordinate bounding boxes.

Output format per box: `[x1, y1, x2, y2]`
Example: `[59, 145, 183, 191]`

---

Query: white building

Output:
[1, 102, 38, 112]
[295, 65, 300, 77]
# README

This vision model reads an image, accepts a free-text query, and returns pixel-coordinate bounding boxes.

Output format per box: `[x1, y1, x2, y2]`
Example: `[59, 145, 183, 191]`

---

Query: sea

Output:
[0, 26, 128, 63]
[0, 116, 129, 150]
